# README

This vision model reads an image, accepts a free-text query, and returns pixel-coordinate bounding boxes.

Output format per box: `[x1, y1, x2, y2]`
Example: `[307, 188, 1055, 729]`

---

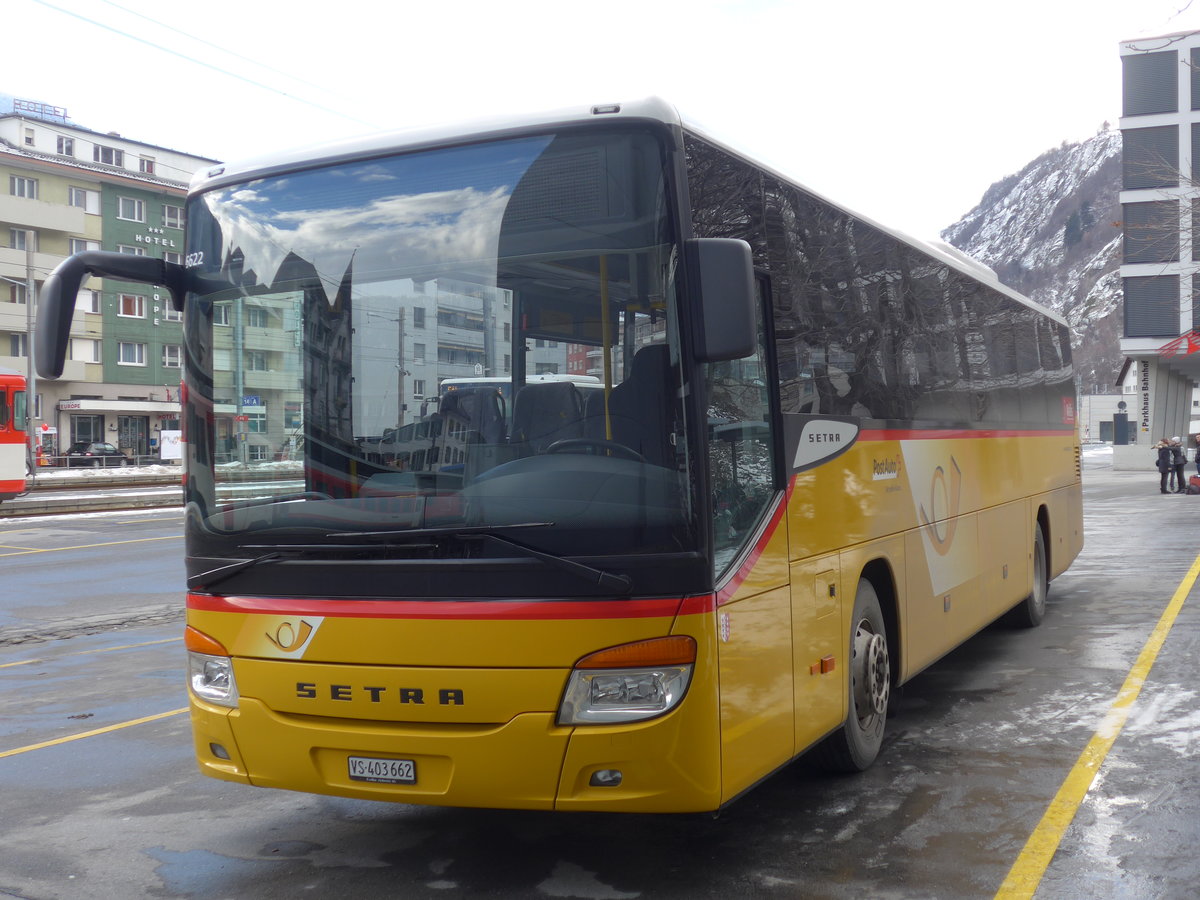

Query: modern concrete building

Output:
[0, 96, 216, 459]
[1117, 31, 1200, 468]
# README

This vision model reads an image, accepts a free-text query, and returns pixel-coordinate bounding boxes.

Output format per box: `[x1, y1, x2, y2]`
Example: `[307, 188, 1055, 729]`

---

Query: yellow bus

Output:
[36, 98, 1082, 812]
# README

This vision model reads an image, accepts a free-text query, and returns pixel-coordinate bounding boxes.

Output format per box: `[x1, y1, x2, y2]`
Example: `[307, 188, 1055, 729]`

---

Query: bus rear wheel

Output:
[1005, 525, 1048, 628]
[816, 579, 890, 773]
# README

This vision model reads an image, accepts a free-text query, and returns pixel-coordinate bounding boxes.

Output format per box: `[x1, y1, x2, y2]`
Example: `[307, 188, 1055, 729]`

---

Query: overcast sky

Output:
[9, 0, 1200, 240]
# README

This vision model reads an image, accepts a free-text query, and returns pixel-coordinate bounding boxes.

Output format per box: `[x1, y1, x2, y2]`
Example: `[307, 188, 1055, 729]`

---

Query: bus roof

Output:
[189, 98, 684, 196]
[190, 97, 1066, 329]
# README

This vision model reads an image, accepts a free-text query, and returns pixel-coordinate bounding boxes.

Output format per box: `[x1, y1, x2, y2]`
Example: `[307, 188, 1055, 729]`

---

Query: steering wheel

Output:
[545, 438, 646, 463]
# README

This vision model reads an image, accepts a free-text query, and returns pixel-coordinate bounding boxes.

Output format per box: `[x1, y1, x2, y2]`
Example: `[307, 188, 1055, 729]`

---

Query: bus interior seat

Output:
[510, 381, 583, 454]
[606, 343, 673, 466]
[582, 388, 609, 442]
[439, 387, 507, 445]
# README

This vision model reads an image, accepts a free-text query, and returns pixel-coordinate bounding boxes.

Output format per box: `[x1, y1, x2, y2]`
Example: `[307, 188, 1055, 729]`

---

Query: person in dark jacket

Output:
[1172, 437, 1188, 493]
[1156, 438, 1174, 494]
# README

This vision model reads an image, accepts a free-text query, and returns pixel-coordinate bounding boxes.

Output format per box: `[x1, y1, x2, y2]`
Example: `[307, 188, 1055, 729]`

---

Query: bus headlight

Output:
[187, 652, 240, 708]
[558, 636, 695, 725]
[184, 626, 239, 708]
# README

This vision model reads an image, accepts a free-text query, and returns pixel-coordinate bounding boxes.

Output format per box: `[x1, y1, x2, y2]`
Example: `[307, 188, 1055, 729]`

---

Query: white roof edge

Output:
[188, 96, 1065, 327]
[1119, 29, 1200, 51]
[190, 97, 682, 192]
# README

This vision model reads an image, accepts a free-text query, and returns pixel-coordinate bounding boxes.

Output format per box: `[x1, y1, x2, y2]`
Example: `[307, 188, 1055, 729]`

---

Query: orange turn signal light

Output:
[185, 625, 229, 656]
[576, 635, 697, 669]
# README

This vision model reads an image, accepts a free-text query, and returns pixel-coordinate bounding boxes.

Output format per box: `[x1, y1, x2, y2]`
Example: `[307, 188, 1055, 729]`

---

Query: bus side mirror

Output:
[685, 238, 756, 362]
[36, 252, 186, 379]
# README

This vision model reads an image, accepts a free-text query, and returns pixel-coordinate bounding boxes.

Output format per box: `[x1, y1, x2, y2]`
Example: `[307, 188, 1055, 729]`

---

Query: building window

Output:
[68, 187, 101, 214]
[139, 157, 156, 175]
[23, 127, 34, 147]
[248, 444, 271, 461]
[1124, 275, 1180, 338]
[77, 289, 101, 314]
[214, 305, 230, 326]
[69, 238, 101, 255]
[1123, 50, 1178, 117]
[9, 229, 37, 251]
[164, 251, 182, 265]
[1124, 200, 1179, 263]
[57, 136, 74, 156]
[1123, 125, 1179, 190]
[9, 284, 27, 304]
[412, 379, 425, 398]
[164, 205, 184, 229]
[246, 306, 269, 328]
[413, 307, 425, 329]
[246, 350, 268, 371]
[9, 176, 37, 199]
[119, 294, 146, 318]
[117, 197, 146, 222]
[246, 412, 268, 433]
[117, 244, 146, 256]
[71, 338, 101, 363]
[9, 333, 29, 357]
[94, 144, 125, 167]
[412, 342, 426, 364]
[118, 342, 146, 366]
[162, 302, 182, 322]
[162, 344, 182, 368]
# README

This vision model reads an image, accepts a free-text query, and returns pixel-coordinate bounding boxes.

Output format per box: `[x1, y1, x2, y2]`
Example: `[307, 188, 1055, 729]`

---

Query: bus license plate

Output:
[348, 756, 416, 784]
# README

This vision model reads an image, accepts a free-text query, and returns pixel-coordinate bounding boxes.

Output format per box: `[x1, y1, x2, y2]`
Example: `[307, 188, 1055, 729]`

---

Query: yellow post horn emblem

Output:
[266, 620, 314, 652]
[919, 457, 962, 556]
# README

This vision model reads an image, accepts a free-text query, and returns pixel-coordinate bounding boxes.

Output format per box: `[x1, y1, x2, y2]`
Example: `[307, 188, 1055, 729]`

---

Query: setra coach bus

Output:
[35, 98, 1082, 813]
[0, 366, 27, 503]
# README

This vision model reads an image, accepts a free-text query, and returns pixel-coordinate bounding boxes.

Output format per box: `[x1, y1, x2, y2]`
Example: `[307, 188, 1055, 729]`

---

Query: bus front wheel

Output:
[817, 579, 890, 773]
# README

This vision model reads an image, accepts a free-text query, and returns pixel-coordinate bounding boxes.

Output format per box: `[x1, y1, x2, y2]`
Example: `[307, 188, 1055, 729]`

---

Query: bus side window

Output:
[705, 278, 777, 575]
[0, 390, 7, 428]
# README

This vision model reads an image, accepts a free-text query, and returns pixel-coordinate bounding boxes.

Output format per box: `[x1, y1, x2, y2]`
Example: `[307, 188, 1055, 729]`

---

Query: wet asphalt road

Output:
[0, 455, 1197, 899]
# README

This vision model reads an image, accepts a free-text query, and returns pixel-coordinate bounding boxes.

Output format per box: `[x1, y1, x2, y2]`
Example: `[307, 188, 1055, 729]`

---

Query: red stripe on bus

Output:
[186, 593, 711, 621]
[858, 428, 1073, 441]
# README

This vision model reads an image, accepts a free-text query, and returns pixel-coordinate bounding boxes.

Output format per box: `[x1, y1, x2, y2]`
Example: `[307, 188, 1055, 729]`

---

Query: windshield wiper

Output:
[190, 523, 632, 595]
[326, 522, 554, 540]
[328, 522, 633, 594]
[188, 551, 285, 591]
[188, 539, 445, 592]
[463, 530, 632, 594]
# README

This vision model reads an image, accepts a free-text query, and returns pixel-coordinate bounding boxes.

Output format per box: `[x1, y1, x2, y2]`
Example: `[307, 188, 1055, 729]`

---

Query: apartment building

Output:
[1118, 31, 1200, 466]
[0, 96, 215, 458]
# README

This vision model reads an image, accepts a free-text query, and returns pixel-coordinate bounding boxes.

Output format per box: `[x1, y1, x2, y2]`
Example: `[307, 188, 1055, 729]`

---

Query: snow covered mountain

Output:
[941, 127, 1123, 393]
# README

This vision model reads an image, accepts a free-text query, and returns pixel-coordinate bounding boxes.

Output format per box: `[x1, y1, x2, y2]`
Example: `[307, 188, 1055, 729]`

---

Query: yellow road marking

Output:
[0, 534, 181, 558]
[994, 554, 1200, 899]
[0, 708, 188, 758]
[0, 637, 182, 669]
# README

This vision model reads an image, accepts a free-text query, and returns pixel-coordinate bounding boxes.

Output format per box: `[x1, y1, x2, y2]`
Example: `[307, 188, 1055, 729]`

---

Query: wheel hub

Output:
[853, 626, 890, 717]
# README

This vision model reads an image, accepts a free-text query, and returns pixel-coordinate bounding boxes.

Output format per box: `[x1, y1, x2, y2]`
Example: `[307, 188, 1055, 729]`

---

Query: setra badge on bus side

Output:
[788, 416, 860, 473]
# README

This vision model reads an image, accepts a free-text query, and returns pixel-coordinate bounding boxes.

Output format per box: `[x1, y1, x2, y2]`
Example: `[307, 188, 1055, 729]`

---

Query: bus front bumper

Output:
[189, 697, 722, 813]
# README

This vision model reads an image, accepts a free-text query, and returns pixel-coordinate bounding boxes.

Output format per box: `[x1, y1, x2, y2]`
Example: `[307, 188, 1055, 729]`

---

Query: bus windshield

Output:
[182, 127, 700, 591]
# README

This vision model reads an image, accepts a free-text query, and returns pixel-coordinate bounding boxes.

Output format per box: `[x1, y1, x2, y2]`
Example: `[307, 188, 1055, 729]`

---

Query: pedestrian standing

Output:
[1156, 438, 1174, 494]
[1172, 437, 1188, 493]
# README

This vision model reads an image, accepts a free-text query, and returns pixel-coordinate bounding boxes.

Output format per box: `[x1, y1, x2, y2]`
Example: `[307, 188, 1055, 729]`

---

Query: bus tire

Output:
[816, 579, 890, 773]
[1005, 525, 1048, 629]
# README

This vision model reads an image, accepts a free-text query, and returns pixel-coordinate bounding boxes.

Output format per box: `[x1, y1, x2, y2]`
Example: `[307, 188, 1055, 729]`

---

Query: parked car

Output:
[64, 441, 129, 467]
